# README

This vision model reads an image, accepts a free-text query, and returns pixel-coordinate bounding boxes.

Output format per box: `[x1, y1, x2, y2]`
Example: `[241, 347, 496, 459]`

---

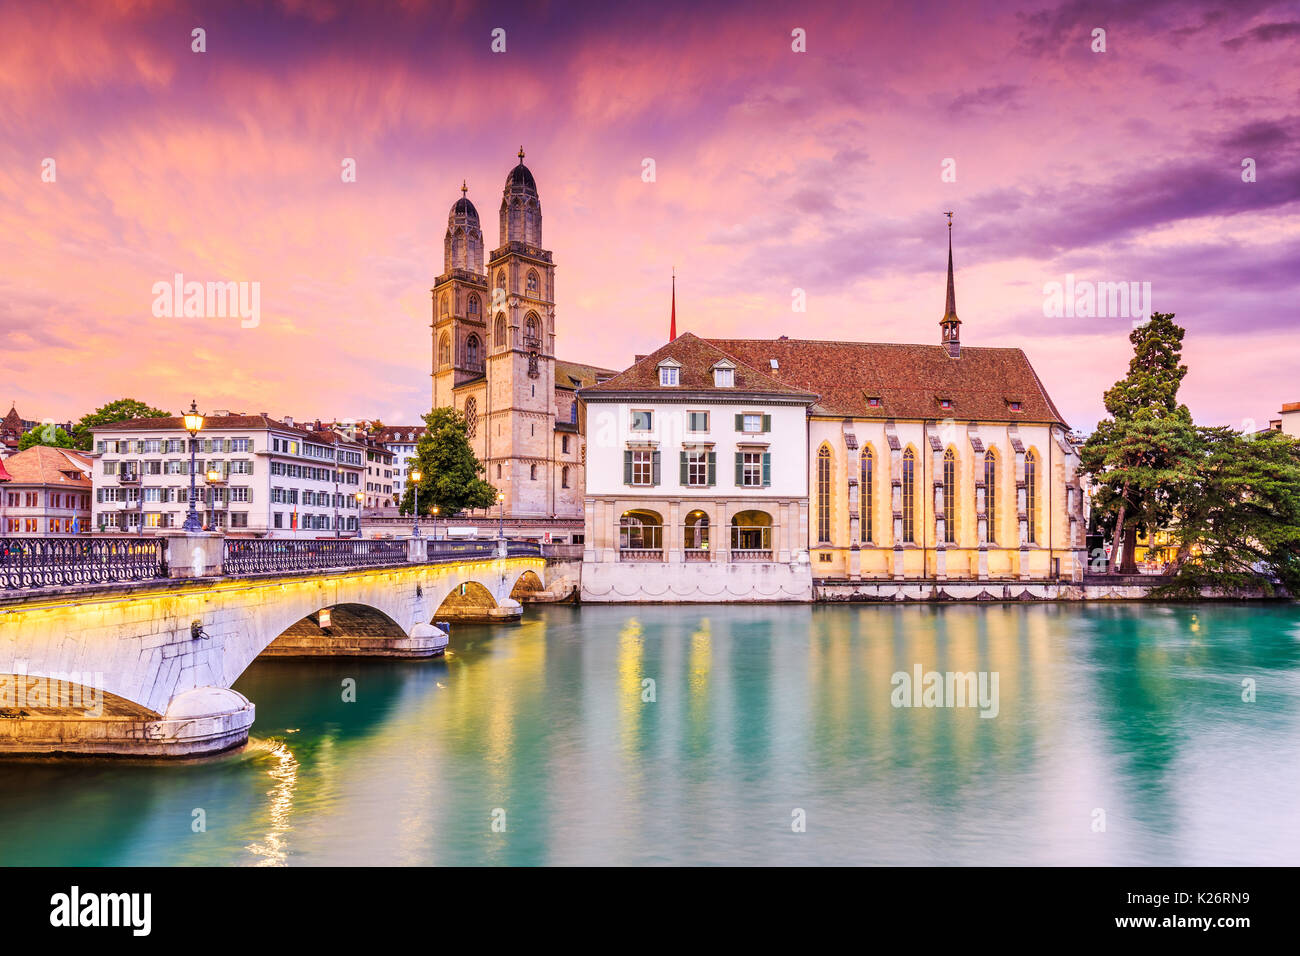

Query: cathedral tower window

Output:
[527, 270, 539, 294]
[943, 448, 957, 543]
[495, 315, 507, 350]
[984, 449, 998, 544]
[524, 313, 540, 347]
[438, 333, 450, 367]
[902, 449, 916, 543]
[468, 294, 480, 316]
[466, 334, 482, 369]
[463, 398, 477, 438]
[817, 445, 832, 543]
[1026, 449, 1038, 544]
[860, 446, 873, 543]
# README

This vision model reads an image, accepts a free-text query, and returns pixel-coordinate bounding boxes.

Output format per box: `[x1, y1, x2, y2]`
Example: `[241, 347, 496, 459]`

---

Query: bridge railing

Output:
[223, 538, 410, 575]
[427, 539, 501, 561]
[0, 536, 167, 589]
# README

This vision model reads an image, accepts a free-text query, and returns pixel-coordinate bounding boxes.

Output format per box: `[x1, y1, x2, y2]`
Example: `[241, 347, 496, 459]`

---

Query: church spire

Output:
[941, 211, 961, 357]
[670, 269, 677, 341]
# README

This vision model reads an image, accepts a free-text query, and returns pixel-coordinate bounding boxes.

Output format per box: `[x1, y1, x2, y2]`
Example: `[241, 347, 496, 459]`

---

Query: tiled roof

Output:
[1281, 402, 1300, 413]
[707, 338, 1067, 424]
[579, 333, 818, 400]
[375, 426, 427, 443]
[0, 446, 92, 486]
[555, 359, 618, 390]
[91, 413, 324, 439]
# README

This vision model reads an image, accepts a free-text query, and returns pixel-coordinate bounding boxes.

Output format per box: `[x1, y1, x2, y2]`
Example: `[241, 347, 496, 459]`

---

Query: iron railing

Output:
[427, 539, 501, 561]
[0, 536, 167, 589]
[223, 538, 409, 574]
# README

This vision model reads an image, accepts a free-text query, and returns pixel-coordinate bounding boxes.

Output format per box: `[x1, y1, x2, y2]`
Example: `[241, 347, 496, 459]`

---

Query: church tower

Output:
[485, 147, 558, 517]
[940, 211, 962, 358]
[432, 183, 490, 408]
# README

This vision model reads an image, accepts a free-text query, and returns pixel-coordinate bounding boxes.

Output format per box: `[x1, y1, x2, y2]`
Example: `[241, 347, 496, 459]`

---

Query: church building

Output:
[430, 151, 613, 541]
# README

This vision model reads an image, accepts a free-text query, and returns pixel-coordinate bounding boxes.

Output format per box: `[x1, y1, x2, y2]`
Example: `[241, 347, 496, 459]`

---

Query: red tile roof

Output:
[580, 332, 818, 400]
[0, 446, 92, 487]
[706, 338, 1067, 424]
[91, 413, 327, 439]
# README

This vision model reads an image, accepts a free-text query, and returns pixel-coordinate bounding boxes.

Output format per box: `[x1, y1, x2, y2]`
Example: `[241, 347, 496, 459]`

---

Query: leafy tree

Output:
[1159, 428, 1300, 597]
[396, 407, 498, 519]
[72, 398, 170, 450]
[1080, 313, 1200, 573]
[18, 425, 75, 450]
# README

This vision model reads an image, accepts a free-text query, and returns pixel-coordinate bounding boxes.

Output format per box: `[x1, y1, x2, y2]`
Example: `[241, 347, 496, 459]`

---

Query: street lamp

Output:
[206, 467, 222, 531]
[432, 505, 440, 541]
[409, 468, 422, 538]
[497, 490, 505, 540]
[355, 490, 365, 538]
[181, 400, 204, 533]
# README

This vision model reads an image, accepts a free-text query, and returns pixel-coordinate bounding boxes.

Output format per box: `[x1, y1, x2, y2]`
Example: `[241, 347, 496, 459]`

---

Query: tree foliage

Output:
[72, 398, 170, 450]
[396, 407, 498, 519]
[18, 425, 75, 450]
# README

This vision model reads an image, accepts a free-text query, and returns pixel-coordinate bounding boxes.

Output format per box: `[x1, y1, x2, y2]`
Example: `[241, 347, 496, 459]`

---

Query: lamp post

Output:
[355, 490, 365, 538]
[409, 468, 422, 538]
[432, 505, 439, 541]
[206, 467, 222, 532]
[497, 490, 505, 540]
[181, 400, 204, 533]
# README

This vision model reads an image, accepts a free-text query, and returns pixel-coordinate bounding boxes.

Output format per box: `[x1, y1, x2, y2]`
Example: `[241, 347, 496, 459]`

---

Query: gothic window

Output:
[943, 448, 956, 544]
[468, 294, 480, 316]
[464, 398, 477, 438]
[984, 450, 998, 544]
[817, 445, 832, 543]
[526, 270, 539, 294]
[440, 294, 449, 317]
[524, 313, 540, 347]
[860, 446, 873, 543]
[561, 465, 570, 488]
[1026, 449, 1038, 544]
[466, 334, 482, 368]
[496, 270, 507, 291]
[495, 315, 507, 350]
[438, 332, 450, 367]
[902, 449, 916, 543]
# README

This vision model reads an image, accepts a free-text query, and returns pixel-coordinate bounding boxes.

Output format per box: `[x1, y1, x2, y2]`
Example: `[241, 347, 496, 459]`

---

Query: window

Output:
[619, 510, 663, 552]
[495, 315, 508, 349]
[468, 294, 480, 316]
[496, 270, 507, 291]
[530, 464, 537, 480]
[943, 448, 956, 543]
[688, 411, 709, 431]
[630, 410, 653, 431]
[984, 450, 998, 543]
[561, 466, 570, 488]
[466, 333, 482, 367]
[860, 446, 873, 543]
[524, 313, 540, 346]
[736, 451, 769, 487]
[659, 366, 679, 386]
[526, 270, 539, 293]
[561, 434, 570, 454]
[867, 397, 881, 407]
[464, 398, 478, 438]
[681, 449, 715, 487]
[736, 413, 770, 433]
[1009, 401, 1022, 412]
[438, 333, 451, 367]
[902, 449, 916, 543]
[440, 294, 449, 316]
[713, 367, 734, 387]
[1026, 449, 1038, 544]
[817, 445, 832, 543]
[624, 449, 659, 486]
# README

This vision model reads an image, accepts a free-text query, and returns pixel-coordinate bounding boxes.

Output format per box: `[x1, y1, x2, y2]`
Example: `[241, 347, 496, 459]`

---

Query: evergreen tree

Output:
[397, 407, 498, 518]
[1080, 313, 1201, 573]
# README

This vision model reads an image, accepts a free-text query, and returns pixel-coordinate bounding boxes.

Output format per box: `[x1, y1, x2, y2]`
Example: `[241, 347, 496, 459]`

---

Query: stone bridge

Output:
[0, 533, 563, 757]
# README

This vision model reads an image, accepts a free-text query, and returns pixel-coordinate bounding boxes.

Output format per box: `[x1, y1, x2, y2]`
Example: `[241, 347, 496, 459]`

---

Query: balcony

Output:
[117, 472, 141, 484]
[684, 548, 712, 562]
[618, 548, 663, 562]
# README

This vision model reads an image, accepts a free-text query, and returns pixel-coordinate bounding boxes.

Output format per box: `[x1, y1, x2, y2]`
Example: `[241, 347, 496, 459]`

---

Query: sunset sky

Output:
[1, 0, 1296, 432]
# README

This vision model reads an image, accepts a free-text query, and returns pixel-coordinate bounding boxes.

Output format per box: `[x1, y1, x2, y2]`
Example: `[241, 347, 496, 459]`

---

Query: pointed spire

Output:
[941, 212, 961, 357]
[670, 268, 677, 341]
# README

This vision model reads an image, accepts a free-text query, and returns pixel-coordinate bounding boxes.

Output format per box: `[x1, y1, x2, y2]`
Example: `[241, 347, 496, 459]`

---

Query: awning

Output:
[0, 456, 11, 481]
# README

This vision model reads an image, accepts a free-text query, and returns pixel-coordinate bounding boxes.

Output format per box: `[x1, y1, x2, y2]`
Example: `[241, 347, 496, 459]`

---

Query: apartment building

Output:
[0, 446, 93, 535]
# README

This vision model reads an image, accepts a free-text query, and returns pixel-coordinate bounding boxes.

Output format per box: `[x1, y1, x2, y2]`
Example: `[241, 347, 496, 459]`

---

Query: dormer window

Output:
[711, 360, 735, 387]
[866, 397, 882, 408]
[657, 358, 682, 387]
[1008, 400, 1023, 412]
[939, 399, 953, 410]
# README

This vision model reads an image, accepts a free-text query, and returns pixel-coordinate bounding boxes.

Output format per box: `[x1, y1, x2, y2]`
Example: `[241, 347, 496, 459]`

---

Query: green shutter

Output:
[735, 453, 744, 486]
[707, 451, 717, 486]
[762, 413, 771, 432]
[651, 450, 661, 486]
[623, 450, 633, 484]
[680, 451, 688, 485]
[762, 452, 771, 486]
[735, 413, 743, 431]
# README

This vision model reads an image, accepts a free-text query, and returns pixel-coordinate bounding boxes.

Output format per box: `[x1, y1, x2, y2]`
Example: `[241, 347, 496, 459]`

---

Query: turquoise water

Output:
[1, 603, 1298, 865]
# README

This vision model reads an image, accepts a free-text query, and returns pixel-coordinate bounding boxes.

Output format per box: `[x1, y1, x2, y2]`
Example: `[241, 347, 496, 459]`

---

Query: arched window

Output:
[684, 509, 710, 553]
[984, 450, 998, 544]
[466, 334, 481, 368]
[1026, 449, 1038, 544]
[561, 465, 570, 488]
[496, 270, 507, 291]
[463, 398, 477, 438]
[619, 509, 663, 555]
[468, 294, 480, 316]
[524, 313, 540, 346]
[860, 446, 873, 543]
[529, 464, 537, 480]
[440, 294, 449, 317]
[816, 445, 832, 543]
[494, 315, 507, 350]
[902, 448, 916, 543]
[438, 332, 450, 367]
[526, 270, 539, 294]
[943, 448, 956, 544]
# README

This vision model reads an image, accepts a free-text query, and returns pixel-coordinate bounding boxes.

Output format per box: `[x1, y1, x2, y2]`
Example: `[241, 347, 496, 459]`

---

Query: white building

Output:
[90, 413, 367, 537]
[578, 333, 818, 602]
[377, 425, 426, 503]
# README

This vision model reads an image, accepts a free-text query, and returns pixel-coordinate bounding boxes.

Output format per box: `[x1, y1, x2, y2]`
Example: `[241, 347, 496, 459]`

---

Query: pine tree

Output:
[397, 407, 498, 518]
[1080, 313, 1200, 573]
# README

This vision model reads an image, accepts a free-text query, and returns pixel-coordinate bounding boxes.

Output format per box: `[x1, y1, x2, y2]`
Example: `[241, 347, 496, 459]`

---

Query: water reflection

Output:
[0, 603, 1296, 866]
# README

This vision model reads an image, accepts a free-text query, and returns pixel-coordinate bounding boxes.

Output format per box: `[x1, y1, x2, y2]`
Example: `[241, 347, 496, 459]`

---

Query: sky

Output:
[1, 0, 1297, 432]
